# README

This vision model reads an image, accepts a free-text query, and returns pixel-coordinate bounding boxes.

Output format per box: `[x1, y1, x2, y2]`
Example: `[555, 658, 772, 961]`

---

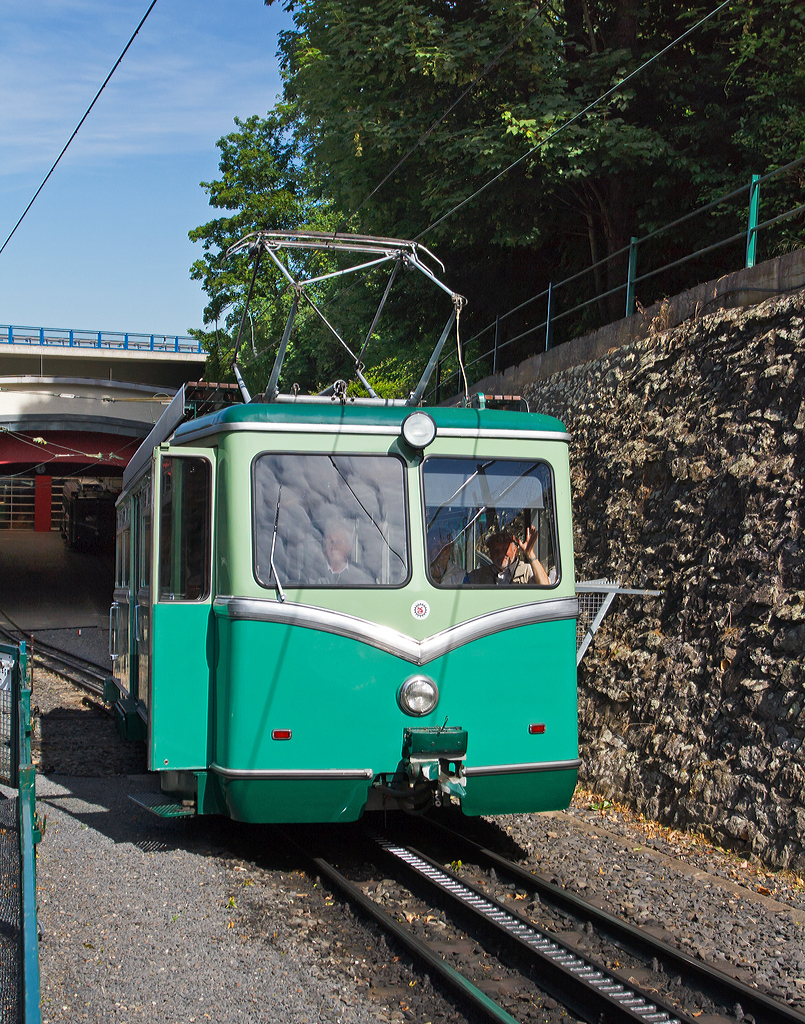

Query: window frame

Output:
[420, 454, 562, 589]
[156, 454, 213, 603]
[250, 449, 412, 591]
[115, 503, 131, 589]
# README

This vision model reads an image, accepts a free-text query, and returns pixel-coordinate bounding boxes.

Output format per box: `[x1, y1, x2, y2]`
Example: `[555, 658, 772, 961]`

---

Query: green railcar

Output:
[108, 399, 578, 821]
[107, 232, 579, 822]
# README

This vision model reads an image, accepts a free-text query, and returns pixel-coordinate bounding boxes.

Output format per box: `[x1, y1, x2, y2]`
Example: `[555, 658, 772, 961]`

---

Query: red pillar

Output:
[34, 475, 52, 532]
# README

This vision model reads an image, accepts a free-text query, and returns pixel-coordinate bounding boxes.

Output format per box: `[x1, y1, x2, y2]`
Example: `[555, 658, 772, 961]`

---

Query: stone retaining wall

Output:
[524, 289, 805, 872]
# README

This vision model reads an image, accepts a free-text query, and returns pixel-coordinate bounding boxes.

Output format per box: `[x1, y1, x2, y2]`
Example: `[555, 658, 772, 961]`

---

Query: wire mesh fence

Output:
[575, 581, 662, 665]
[0, 649, 15, 784]
[576, 589, 610, 652]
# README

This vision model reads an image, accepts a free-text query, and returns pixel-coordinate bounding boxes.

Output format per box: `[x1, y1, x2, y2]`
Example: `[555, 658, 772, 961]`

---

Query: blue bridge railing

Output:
[2, 324, 203, 355]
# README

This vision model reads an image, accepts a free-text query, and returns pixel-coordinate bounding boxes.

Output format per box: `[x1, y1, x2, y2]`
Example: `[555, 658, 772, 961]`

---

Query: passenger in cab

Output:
[468, 528, 551, 586]
[428, 531, 466, 585]
[318, 519, 373, 585]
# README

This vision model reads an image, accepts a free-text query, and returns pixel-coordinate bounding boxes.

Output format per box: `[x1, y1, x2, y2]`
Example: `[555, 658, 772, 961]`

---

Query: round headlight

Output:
[397, 675, 439, 717]
[401, 411, 436, 450]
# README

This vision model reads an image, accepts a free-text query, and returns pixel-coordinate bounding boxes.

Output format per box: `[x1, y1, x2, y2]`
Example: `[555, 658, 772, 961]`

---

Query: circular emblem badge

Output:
[411, 599, 430, 621]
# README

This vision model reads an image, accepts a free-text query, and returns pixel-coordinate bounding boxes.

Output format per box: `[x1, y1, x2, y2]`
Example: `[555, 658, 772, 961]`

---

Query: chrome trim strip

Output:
[463, 758, 581, 777]
[210, 763, 374, 781]
[441, 428, 570, 443]
[214, 596, 578, 665]
[176, 420, 570, 445]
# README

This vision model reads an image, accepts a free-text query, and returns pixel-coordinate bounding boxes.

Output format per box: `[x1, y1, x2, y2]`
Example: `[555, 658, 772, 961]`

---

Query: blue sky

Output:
[0, 0, 293, 337]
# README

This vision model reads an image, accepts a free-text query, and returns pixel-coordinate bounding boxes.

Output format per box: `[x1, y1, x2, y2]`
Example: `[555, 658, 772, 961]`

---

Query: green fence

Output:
[0, 641, 43, 1024]
[430, 156, 805, 401]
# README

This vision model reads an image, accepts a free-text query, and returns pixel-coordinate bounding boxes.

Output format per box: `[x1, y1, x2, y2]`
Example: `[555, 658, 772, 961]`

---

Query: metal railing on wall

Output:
[429, 156, 805, 403]
[0, 640, 43, 1024]
[1, 324, 203, 355]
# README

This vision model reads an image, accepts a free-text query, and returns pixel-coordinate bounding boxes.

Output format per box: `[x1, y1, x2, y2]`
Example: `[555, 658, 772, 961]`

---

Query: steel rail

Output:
[0, 626, 107, 696]
[28, 639, 108, 680]
[29, 654, 105, 698]
[423, 819, 805, 1024]
[278, 830, 522, 1024]
[371, 836, 693, 1024]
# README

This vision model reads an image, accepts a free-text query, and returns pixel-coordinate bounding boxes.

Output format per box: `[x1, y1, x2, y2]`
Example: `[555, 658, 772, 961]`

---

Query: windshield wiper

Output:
[426, 459, 494, 530]
[328, 456, 406, 569]
[270, 484, 287, 603]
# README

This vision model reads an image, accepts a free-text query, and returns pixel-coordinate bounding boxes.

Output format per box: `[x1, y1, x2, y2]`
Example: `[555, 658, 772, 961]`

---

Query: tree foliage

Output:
[189, 0, 805, 396]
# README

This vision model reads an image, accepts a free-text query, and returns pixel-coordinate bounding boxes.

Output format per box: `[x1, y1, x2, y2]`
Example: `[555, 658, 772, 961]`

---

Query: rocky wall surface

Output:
[524, 289, 805, 872]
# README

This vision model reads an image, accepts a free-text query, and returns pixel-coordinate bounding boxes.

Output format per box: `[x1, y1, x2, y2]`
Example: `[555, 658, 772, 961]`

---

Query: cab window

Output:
[423, 457, 559, 587]
[253, 453, 409, 587]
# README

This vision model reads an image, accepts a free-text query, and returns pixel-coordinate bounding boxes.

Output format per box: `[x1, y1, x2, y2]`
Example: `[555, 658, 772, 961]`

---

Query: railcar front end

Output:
[109, 402, 579, 822]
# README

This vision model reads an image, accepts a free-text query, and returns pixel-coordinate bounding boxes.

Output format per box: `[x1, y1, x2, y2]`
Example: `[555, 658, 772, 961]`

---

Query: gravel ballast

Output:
[15, 630, 805, 1022]
[31, 775, 387, 1024]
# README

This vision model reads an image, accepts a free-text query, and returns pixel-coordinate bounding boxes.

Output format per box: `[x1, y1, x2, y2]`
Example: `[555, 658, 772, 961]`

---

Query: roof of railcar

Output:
[122, 398, 569, 494]
[171, 402, 568, 441]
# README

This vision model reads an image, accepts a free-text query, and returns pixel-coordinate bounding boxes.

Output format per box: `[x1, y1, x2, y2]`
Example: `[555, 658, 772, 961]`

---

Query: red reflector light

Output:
[271, 729, 292, 740]
[528, 723, 546, 735]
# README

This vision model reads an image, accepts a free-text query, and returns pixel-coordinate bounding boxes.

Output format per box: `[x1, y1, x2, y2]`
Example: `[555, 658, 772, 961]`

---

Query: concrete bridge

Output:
[1, 323, 204, 389]
[0, 323, 208, 532]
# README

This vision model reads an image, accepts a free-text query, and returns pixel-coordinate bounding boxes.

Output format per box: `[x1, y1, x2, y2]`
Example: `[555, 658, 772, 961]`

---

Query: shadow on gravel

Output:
[35, 705, 145, 777]
[36, 772, 529, 880]
[35, 774, 307, 868]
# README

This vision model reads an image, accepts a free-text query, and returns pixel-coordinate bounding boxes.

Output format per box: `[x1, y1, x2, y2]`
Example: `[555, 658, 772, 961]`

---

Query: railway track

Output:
[0, 624, 108, 697]
[282, 820, 805, 1024]
[3, 619, 800, 1023]
[421, 818, 805, 1024]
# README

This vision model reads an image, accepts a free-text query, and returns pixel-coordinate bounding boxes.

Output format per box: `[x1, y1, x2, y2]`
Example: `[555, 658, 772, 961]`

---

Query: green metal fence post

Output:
[19, 759, 42, 1024]
[18, 639, 43, 1024]
[545, 282, 554, 351]
[746, 174, 760, 268]
[625, 237, 638, 317]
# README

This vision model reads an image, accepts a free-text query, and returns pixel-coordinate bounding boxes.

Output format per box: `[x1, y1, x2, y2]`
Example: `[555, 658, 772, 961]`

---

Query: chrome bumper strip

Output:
[209, 760, 579, 781]
[213, 596, 578, 665]
[463, 758, 581, 777]
[210, 763, 374, 781]
[176, 420, 570, 444]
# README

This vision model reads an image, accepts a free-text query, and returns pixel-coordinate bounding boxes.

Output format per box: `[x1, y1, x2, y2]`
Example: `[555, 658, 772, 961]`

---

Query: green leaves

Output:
[194, 0, 805, 394]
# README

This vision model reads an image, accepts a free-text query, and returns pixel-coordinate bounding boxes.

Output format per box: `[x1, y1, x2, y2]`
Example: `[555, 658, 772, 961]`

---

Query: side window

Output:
[116, 506, 131, 588]
[158, 457, 211, 601]
[423, 457, 559, 587]
[252, 453, 409, 588]
[139, 482, 152, 592]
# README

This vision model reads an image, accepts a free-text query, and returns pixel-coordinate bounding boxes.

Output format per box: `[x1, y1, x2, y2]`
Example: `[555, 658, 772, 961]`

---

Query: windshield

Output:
[253, 453, 408, 587]
[422, 457, 559, 587]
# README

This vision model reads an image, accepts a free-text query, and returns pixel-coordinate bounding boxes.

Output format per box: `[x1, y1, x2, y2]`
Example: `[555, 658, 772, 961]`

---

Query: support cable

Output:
[414, 0, 733, 242]
[339, 2, 551, 233]
[0, 0, 160, 257]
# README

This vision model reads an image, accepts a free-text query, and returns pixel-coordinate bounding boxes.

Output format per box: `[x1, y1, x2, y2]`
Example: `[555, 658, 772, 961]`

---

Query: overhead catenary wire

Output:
[218, 6, 552, 395]
[414, 0, 734, 242]
[296, 0, 736, 397]
[0, 425, 139, 462]
[0, 0, 160, 258]
[0, 385, 173, 404]
[0, 459, 128, 482]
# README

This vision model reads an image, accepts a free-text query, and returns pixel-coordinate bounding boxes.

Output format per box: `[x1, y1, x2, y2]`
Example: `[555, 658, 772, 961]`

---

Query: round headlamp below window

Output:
[397, 675, 439, 717]
[401, 410, 437, 450]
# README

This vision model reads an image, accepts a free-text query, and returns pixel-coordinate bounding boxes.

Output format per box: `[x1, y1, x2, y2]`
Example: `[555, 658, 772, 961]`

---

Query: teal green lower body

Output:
[201, 768, 579, 823]
[210, 776, 372, 823]
[460, 768, 577, 817]
[196, 612, 579, 823]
